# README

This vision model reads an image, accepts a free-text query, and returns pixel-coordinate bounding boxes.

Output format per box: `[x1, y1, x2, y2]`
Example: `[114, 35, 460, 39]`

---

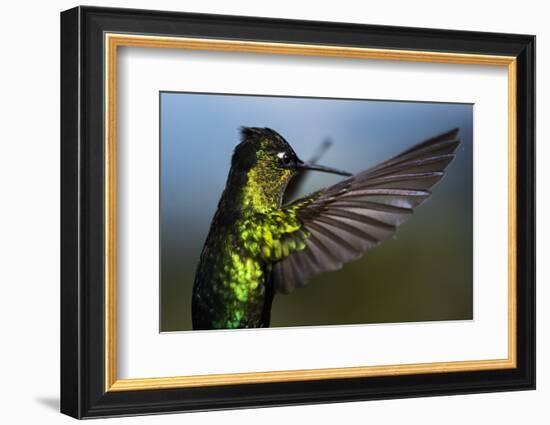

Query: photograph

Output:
[59, 6, 535, 418]
[159, 92, 474, 331]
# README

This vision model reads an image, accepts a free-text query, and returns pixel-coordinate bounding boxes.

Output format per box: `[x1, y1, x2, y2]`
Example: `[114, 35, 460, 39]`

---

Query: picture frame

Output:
[60, 5, 535, 419]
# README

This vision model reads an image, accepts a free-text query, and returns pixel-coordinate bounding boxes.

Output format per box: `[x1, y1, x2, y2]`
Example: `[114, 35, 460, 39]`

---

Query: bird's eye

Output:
[277, 152, 291, 166]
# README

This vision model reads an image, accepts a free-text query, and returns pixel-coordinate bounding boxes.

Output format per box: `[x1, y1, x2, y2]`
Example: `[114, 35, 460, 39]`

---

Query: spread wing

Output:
[273, 128, 461, 294]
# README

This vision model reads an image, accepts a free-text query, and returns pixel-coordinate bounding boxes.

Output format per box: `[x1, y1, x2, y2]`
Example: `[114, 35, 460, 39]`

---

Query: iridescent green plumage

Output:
[192, 129, 315, 329]
[191, 127, 461, 330]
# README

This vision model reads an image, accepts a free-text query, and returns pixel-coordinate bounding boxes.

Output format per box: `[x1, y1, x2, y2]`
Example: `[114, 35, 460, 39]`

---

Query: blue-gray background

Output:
[160, 92, 473, 332]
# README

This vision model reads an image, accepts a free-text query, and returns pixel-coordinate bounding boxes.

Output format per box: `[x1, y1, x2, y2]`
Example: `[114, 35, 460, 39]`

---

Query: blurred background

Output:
[160, 92, 473, 331]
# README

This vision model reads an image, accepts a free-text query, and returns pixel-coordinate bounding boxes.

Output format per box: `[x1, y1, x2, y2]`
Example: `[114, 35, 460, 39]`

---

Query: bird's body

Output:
[192, 128, 309, 329]
[191, 127, 460, 330]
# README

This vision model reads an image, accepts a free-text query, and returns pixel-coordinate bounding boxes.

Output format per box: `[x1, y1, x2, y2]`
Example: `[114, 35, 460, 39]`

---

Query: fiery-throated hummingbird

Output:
[192, 127, 460, 330]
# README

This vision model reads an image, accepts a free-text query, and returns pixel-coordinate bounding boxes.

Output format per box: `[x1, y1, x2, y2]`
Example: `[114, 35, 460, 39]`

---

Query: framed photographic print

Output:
[60, 6, 535, 419]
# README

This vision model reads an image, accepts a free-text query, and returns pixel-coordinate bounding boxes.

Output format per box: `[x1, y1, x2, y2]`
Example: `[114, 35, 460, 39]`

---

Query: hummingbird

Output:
[191, 127, 460, 330]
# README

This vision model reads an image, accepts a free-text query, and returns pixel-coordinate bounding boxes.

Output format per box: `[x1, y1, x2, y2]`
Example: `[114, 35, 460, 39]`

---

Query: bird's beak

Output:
[296, 160, 352, 177]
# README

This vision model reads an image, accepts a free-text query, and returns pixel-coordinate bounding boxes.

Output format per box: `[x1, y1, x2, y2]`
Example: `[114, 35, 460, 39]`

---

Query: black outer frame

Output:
[60, 6, 535, 419]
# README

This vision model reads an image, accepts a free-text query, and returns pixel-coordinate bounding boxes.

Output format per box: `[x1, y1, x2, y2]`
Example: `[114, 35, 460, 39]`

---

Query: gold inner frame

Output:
[104, 33, 518, 392]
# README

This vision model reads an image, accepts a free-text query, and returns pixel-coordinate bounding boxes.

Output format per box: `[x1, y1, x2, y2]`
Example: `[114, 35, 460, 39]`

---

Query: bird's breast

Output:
[192, 224, 271, 329]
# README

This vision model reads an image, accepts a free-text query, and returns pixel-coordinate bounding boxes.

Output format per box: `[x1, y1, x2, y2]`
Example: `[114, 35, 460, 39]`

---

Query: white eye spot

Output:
[277, 151, 292, 166]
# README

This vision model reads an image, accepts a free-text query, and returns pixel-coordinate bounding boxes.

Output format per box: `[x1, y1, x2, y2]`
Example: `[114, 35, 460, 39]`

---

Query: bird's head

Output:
[228, 127, 350, 211]
[233, 127, 350, 180]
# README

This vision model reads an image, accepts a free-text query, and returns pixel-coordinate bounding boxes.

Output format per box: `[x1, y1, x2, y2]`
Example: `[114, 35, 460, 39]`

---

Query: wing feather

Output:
[273, 128, 461, 293]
